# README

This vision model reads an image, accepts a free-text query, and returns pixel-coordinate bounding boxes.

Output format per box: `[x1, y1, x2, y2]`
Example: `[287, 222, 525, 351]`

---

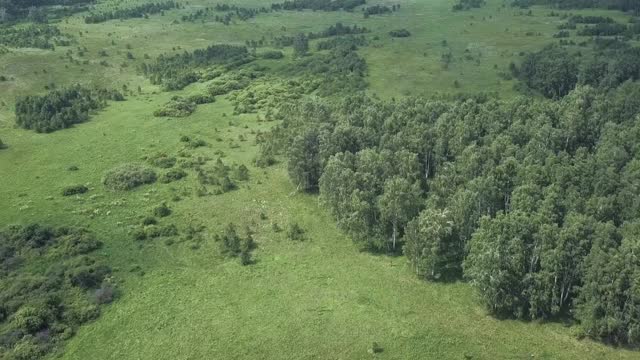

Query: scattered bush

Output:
[102, 163, 157, 191]
[389, 29, 411, 38]
[260, 50, 284, 59]
[61, 184, 88, 196]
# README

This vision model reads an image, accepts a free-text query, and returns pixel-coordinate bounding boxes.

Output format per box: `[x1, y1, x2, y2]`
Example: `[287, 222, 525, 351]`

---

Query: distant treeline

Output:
[84, 1, 178, 24]
[15, 85, 124, 133]
[0, 0, 93, 21]
[271, 0, 366, 12]
[452, 0, 485, 11]
[512, 0, 640, 13]
[272, 23, 369, 47]
[141, 44, 250, 90]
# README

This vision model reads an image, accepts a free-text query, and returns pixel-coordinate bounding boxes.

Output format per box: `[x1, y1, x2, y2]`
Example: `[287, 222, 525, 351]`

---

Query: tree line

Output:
[259, 82, 640, 346]
[84, 1, 178, 24]
[512, 0, 640, 13]
[272, 22, 369, 47]
[271, 0, 366, 12]
[15, 85, 124, 133]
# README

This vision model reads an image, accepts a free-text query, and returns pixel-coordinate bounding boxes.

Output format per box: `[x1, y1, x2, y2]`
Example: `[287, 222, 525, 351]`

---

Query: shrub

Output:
[94, 284, 115, 304]
[62, 184, 88, 196]
[142, 217, 157, 226]
[67, 165, 79, 171]
[160, 169, 187, 183]
[0, 138, 6, 149]
[389, 29, 411, 38]
[287, 223, 305, 241]
[152, 203, 171, 217]
[260, 50, 284, 59]
[187, 94, 215, 104]
[153, 97, 197, 117]
[103, 164, 157, 191]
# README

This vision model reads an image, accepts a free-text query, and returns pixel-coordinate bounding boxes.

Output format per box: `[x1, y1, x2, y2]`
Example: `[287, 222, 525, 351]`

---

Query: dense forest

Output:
[259, 80, 640, 344]
[84, 1, 178, 23]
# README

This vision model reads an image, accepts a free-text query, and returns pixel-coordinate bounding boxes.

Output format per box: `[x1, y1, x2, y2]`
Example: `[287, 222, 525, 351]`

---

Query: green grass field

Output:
[1, 0, 639, 359]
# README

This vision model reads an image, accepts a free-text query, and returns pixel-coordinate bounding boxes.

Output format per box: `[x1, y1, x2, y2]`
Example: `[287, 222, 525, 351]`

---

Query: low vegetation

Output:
[102, 164, 157, 191]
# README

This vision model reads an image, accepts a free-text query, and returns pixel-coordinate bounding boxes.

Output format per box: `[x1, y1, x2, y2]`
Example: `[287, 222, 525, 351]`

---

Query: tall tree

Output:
[378, 177, 421, 250]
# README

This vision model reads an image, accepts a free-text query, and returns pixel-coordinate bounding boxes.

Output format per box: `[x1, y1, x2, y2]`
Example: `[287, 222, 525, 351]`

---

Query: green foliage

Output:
[271, 0, 365, 11]
[215, 223, 256, 265]
[404, 209, 458, 280]
[286, 222, 306, 241]
[153, 97, 197, 117]
[452, 0, 485, 11]
[61, 184, 88, 196]
[147, 153, 176, 168]
[292, 33, 309, 58]
[102, 163, 157, 191]
[389, 29, 411, 38]
[159, 168, 187, 183]
[513, 45, 578, 99]
[0, 24, 72, 49]
[15, 86, 123, 133]
[84, 1, 177, 24]
[152, 203, 172, 218]
[0, 224, 112, 360]
[143, 44, 250, 90]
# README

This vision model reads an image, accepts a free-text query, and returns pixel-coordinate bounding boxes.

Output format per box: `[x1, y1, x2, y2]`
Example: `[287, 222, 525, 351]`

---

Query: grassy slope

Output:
[0, 0, 638, 359]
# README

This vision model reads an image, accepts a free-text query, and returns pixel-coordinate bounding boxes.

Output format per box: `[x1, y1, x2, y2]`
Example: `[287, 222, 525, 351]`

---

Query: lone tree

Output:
[292, 33, 309, 57]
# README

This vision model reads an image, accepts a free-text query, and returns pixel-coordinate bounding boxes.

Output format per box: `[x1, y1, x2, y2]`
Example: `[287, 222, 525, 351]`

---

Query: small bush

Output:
[152, 203, 171, 217]
[287, 222, 305, 241]
[103, 163, 157, 191]
[389, 29, 411, 38]
[142, 216, 157, 226]
[0, 138, 6, 149]
[159, 168, 187, 183]
[153, 97, 196, 117]
[67, 165, 79, 171]
[260, 50, 284, 59]
[62, 184, 88, 196]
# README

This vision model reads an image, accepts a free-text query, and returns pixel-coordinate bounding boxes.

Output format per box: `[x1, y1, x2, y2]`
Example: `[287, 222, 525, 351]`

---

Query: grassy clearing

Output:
[1, 0, 639, 359]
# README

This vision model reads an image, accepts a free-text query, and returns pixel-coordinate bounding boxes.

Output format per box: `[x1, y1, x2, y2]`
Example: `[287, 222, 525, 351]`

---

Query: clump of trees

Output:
[0, 224, 113, 360]
[102, 163, 157, 191]
[15, 86, 124, 133]
[512, 44, 640, 98]
[215, 223, 256, 265]
[452, 0, 485, 11]
[261, 84, 640, 345]
[363, 4, 400, 18]
[84, 1, 178, 24]
[141, 44, 250, 90]
[0, 24, 72, 49]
